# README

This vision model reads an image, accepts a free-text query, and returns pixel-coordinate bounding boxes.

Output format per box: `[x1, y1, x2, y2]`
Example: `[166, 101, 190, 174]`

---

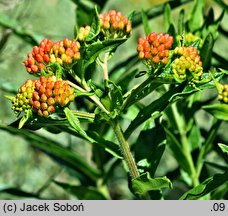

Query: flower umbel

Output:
[218, 84, 228, 104]
[30, 76, 75, 117]
[78, 26, 91, 41]
[137, 32, 174, 68]
[99, 10, 132, 39]
[50, 38, 81, 66]
[11, 79, 36, 114]
[24, 38, 80, 76]
[24, 38, 54, 75]
[172, 46, 203, 83]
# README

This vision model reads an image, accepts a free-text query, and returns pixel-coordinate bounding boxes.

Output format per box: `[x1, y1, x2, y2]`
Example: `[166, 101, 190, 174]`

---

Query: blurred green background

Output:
[0, 0, 227, 199]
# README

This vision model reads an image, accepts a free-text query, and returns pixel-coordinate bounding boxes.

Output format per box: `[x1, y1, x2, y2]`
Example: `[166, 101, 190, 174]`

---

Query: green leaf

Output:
[18, 110, 32, 129]
[106, 80, 123, 111]
[141, 9, 151, 35]
[188, 124, 202, 151]
[204, 8, 215, 28]
[132, 172, 172, 195]
[167, 24, 176, 39]
[180, 171, 228, 200]
[84, 38, 127, 69]
[218, 143, 228, 154]
[188, 0, 205, 32]
[200, 33, 214, 70]
[164, 127, 192, 175]
[73, 0, 96, 27]
[117, 69, 138, 93]
[124, 83, 186, 139]
[54, 181, 107, 200]
[0, 13, 44, 45]
[178, 9, 185, 35]
[85, 6, 101, 41]
[122, 76, 163, 110]
[202, 9, 225, 39]
[64, 107, 87, 137]
[74, 91, 94, 98]
[134, 123, 166, 177]
[110, 54, 138, 79]
[203, 103, 228, 121]
[164, 3, 173, 32]
[0, 125, 101, 182]
[86, 131, 122, 159]
[169, 72, 224, 103]
[132, 0, 192, 28]
[0, 188, 40, 199]
[205, 161, 228, 172]
[191, 39, 201, 49]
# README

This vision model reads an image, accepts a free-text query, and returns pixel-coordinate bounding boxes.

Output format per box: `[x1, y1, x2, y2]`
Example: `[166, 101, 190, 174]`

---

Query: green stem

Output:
[67, 80, 110, 115]
[111, 120, 139, 179]
[171, 103, 199, 187]
[68, 69, 82, 84]
[196, 119, 222, 178]
[102, 52, 109, 81]
[121, 75, 155, 110]
[71, 110, 95, 120]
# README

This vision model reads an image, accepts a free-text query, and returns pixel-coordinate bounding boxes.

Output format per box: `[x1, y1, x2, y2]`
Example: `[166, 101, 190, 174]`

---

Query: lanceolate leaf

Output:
[141, 9, 152, 35]
[0, 125, 101, 182]
[18, 110, 32, 129]
[0, 188, 41, 199]
[132, 172, 172, 195]
[218, 143, 228, 154]
[200, 33, 214, 70]
[54, 181, 107, 200]
[164, 3, 173, 32]
[188, 0, 205, 32]
[106, 80, 123, 111]
[86, 131, 122, 159]
[132, 0, 192, 28]
[85, 6, 101, 41]
[134, 124, 166, 177]
[202, 103, 228, 121]
[178, 9, 185, 35]
[124, 83, 185, 139]
[84, 38, 127, 69]
[180, 171, 228, 200]
[164, 127, 192, 175]
[64, 107, 87, 137]
[122, 76, 164, 111]
[0, 14, 44, 45]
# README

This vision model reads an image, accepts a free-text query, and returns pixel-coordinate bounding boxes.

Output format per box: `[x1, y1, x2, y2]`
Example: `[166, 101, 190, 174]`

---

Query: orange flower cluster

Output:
[30, 76, 75, 117]
[137, 32, 174, 66]
[24, 38, 53, 74]
[49, 38, 80, 65]
[99, 10, 132, 38]
[24, 38, 80, 75]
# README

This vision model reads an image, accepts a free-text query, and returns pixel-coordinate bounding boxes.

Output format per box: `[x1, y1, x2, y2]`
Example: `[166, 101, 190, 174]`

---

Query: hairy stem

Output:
[111, 120, 139, 179]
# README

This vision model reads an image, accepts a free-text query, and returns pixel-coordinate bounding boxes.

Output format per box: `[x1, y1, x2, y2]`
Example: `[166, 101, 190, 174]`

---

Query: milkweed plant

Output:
[1, 0, 228, 200]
